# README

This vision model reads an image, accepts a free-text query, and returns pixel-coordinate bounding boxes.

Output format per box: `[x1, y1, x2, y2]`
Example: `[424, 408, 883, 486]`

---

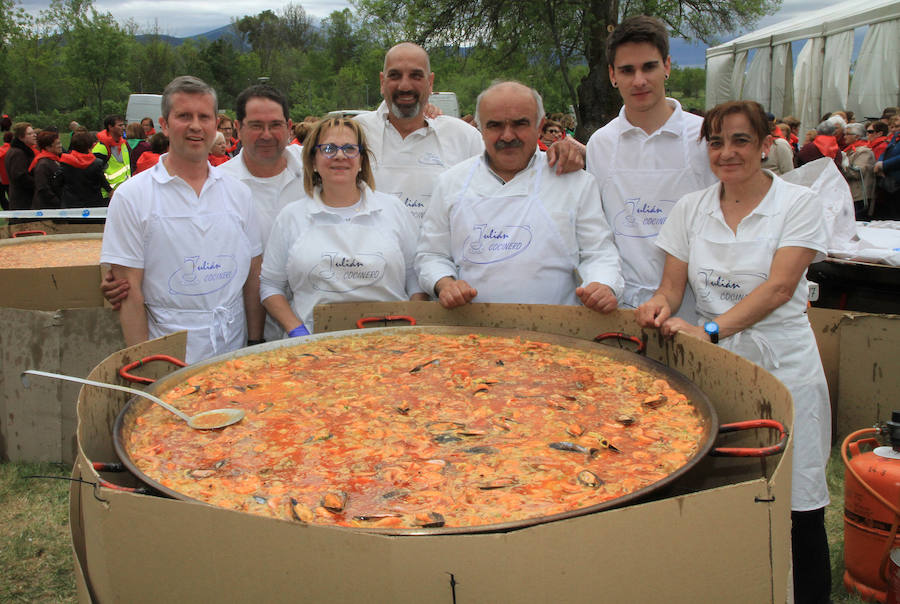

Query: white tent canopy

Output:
[705, 0, 900, 131]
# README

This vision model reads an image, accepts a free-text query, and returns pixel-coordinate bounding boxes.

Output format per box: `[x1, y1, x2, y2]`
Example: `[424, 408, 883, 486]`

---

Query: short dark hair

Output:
[70, 131, 96, 153]
[2, 131, 12, 144]
[700, 100, 770, 143]
[607, 16, 669, 66]
[103, 114, 124, 130]
[149, 132, 169, 154]
[235, 84, 290, 123]
[36, 130, 59, 151]
[869, 120, 889, 136]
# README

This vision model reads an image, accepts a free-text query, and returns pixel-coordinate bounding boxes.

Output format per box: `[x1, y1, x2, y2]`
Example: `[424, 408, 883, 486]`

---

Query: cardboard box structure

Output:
[1, 219, 105, 239]
[808, 308, 900, 439]
[71, 304, 794, 602]
[1, 233, 124, 462]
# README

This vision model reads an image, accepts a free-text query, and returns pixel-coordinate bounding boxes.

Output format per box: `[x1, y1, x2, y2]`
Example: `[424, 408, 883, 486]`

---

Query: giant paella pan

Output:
[112, 325, 785, 535]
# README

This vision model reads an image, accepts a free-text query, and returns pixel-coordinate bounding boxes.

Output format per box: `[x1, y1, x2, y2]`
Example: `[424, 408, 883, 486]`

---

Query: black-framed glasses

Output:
[866, 129, 876, 133]
[315, 143, 363, 158]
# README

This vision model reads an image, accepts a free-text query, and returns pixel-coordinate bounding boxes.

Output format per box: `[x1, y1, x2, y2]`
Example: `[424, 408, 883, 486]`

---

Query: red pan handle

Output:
[593, 332, 646, 355]
[92, 462, 126, 472]
[356, 315, 417, 329]
[96, 476, 152, 495]
[119, 354, 187, 385]
[12, 230, 47, 237]
[711, 419, 788, 457]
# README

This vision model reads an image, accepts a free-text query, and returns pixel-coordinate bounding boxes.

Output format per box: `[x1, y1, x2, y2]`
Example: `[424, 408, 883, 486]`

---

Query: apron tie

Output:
[210, 305, 237, 356]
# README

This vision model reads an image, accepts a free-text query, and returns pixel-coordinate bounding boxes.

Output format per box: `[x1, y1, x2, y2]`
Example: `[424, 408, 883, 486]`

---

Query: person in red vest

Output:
[208, 131, 229, 166]
[867, 120, 890, 160]
[0, 131, 12, 209]
[31, 130, 63, 209]
[58, 131, 112, 207]
[135, 132, 168, 174]
[796, 120, 842, 172]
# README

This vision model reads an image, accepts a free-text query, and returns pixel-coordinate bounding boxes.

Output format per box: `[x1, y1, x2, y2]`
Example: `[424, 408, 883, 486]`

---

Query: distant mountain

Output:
[136, 24, 248, 50]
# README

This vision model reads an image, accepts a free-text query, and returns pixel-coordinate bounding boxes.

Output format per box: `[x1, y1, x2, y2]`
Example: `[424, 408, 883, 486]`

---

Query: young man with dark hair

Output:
[585, 15, 715, 322]
[92, 113, 130, 194]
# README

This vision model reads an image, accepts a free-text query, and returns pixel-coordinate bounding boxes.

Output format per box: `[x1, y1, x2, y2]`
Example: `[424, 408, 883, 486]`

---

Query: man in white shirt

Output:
[356, 42, 586, 224]
[100, 76, 264, 363]
[219, 84, 304, 247]
[585, 16, 715, 318]
[416, 81, 622, 311]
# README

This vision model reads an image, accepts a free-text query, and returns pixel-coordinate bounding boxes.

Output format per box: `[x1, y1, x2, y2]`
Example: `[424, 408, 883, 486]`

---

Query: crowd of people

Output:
[0, 114, 173, 210]
[2, 14, 896, 603]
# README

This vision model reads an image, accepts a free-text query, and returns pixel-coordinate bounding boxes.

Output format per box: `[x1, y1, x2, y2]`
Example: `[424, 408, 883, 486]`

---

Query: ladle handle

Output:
[22, 369, 191, 423]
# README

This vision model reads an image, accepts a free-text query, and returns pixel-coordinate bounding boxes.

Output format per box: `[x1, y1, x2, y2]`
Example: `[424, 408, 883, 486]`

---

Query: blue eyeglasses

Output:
[315, 143, 364, 158]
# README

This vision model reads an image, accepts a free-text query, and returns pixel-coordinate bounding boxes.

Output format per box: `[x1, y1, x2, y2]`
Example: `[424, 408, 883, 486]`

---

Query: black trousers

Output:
[792, 507, 831, 604]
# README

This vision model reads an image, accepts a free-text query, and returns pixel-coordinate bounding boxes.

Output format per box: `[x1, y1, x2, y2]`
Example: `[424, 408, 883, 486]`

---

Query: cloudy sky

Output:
[16, 0, 849, 38]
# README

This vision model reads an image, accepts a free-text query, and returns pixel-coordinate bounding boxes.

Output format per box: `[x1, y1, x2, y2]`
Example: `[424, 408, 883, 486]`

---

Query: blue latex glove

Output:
[288, 324, 310, 337]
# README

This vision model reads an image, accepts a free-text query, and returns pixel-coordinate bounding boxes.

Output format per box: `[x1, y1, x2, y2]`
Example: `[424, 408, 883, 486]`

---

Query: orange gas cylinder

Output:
[843, 412, 900, 603]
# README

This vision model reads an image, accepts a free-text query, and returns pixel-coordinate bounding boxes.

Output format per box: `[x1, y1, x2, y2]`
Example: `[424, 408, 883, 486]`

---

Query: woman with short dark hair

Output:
[638, 100, 832, 604]
[57, 131, 112, 207]
[31, 129, 63, 209]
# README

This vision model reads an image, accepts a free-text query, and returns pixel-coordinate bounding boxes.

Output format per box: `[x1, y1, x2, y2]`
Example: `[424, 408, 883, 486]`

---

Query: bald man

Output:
[416, 81, 622, 311]
[355, 43, 585, 225]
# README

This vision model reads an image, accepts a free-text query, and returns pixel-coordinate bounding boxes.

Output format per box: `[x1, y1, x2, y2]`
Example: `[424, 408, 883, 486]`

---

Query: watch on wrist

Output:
[704, 321, 720, 344]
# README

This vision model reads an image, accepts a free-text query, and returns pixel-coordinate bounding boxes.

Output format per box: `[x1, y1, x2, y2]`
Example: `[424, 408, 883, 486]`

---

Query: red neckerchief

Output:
[789, 133, 799, 146]
[59, 150, 97, 169]
[96, 129, 125, 153]
[28, 149, 60, 172]
[145, 128, 156, 136]
[226, 137, 238, 154]
[208, 154, 229, 166]
[843, 139, 868, 153]
[868, 136, 889, 160]
[136, 152, 160, 173]
[812, 135, 839, 159]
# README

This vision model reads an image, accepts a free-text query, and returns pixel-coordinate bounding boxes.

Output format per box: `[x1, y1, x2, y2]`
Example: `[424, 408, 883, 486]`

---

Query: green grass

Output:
[0, 462, 76, 603]
[0, 448, 879, 602]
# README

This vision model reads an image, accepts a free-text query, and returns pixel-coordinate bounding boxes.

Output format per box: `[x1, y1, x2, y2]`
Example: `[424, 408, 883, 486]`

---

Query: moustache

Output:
[494, 139, 524, 151]
[393, 91, 419, 102]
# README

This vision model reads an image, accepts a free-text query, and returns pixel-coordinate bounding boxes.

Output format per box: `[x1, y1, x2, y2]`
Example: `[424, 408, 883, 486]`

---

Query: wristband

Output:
[703, 321, 720, 344]
[288, 325, 310, 338]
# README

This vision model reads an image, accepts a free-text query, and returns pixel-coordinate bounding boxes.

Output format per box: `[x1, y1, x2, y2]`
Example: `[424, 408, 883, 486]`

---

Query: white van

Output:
[428, 92, 459, 118]
[126, 94, 163, 126]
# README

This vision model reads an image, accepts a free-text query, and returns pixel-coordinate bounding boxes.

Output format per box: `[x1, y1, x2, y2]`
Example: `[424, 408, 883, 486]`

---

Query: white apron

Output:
[143, 208, 251, 364]
[449, 158, 578, 305]
[373, 128, 447, 223]
[602, 133, 706, 320]
[285, 219, 409, 333]
[689, 227, 831, 511]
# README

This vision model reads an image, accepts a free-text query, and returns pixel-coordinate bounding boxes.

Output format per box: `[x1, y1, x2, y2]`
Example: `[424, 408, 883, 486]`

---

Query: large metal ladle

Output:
[22, 369, 245, 430]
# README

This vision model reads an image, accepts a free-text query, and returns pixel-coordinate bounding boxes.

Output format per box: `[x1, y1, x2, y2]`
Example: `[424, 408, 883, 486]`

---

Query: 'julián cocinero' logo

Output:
[463, 223, 532, 264]
[613, 197, 675, 238]
[169, 255, 238, 296]
[696, 269, 768, 304]
[310, 252, 386, 293]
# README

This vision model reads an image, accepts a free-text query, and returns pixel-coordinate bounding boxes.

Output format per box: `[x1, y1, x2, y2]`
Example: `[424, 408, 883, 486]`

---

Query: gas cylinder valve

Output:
[883, 410, 900, 451]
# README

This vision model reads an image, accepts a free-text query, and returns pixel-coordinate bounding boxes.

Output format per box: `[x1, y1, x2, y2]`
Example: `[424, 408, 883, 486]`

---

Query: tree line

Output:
[0, 0, 762, 139]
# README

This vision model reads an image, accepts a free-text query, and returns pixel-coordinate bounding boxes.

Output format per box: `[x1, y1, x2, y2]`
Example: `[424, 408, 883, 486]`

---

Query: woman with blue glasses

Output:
[260, 117, 427, 336]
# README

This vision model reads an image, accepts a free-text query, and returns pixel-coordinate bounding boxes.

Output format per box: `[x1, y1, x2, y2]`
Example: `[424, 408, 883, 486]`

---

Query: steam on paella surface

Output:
[126, 332, 706, 529]
[0, 239, 102, 268]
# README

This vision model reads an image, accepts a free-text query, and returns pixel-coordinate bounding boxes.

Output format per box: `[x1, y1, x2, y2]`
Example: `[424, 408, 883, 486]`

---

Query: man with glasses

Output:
[100, 75, 264, 363]
[217, 115, 239, 157]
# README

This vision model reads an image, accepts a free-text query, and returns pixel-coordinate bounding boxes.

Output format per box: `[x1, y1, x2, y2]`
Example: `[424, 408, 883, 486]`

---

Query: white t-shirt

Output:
[656, 174, 826, 328]
[259, 186, 423, 333]
[218, 145, 305, 247]
[416, 151, 623, 299]
[354, 102, 483, 219]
